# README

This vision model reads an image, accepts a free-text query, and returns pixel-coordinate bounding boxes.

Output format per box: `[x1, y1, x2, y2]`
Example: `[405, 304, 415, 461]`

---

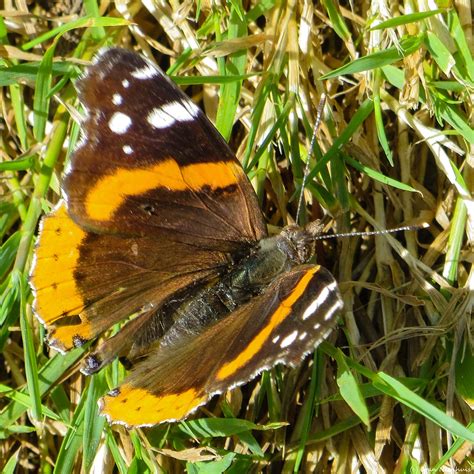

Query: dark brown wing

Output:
[100, 265, 343, 427]
[64, 48, 266, 247]
[31, 204, 231, 351]
[31, 48, 267, 351]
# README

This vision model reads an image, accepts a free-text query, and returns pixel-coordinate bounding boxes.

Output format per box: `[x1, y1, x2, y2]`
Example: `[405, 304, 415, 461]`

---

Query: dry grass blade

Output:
[0, 1, 472, 472]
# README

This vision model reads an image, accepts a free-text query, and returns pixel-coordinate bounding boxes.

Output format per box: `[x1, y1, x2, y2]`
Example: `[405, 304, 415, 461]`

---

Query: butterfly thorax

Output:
[224, 223, 322, 296]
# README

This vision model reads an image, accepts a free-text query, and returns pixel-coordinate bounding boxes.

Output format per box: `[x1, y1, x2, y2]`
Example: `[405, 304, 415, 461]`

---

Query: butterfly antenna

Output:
[311, 223, 429, 240]
[296, 93, 327, 225]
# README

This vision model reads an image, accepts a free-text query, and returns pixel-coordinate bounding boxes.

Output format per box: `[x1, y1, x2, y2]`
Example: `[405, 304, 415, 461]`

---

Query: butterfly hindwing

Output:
[31, 203, 232, 351]
[100, 265, 343, 427]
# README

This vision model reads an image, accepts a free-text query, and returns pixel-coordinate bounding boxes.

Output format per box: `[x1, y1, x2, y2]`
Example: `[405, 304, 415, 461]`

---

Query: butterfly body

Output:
[31, 48, 343, 427]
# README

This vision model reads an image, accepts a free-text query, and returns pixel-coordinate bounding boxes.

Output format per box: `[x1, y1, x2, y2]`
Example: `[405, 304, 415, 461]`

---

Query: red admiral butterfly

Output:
[31, 48, 343, 427]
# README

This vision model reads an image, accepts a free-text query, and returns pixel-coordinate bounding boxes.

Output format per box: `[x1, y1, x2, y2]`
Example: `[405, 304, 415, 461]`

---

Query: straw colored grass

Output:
[0, 1, 472, 472]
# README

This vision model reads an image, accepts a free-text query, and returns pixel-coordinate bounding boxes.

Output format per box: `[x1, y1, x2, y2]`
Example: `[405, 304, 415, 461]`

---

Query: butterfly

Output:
[30, 48, 343, 427]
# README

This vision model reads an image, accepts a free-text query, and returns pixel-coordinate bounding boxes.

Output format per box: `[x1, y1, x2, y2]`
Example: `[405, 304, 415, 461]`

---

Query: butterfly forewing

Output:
[31, 48, 266, 352]
[65, 48, 266, 246]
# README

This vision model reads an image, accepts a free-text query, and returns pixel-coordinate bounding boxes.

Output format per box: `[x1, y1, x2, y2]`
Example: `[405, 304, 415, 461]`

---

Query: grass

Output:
[1, 1, 473, 472]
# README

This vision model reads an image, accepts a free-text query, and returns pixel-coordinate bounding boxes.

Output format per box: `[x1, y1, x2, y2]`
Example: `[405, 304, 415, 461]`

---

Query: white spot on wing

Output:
[280, 330, 298, 348]
[131, 64, 159, 79]
[122, 79, 130, 88]
[272, 335, 280, 343]
[147, 107, 175, 129]
[302, 282, 338, 321]
[123, 145, 133, 155]
[147, 101, 199, 129]
[183, 99, 201, 118]
[108, 112, 132, 134]
[324, 300, 343, 321]
[299, 332, 307, 340]
[112, 93, 123, 105]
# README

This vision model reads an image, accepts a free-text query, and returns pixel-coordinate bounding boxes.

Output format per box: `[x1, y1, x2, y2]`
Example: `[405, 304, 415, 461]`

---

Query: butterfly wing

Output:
[31, 48, 266, 351]
[31, 204, 232, 351]
[100, 265, 343, 427]
[65, 48, 266, 247]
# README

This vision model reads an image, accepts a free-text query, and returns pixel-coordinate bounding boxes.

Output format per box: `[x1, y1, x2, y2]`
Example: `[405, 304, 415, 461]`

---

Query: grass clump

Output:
[0, 1, 473, 472]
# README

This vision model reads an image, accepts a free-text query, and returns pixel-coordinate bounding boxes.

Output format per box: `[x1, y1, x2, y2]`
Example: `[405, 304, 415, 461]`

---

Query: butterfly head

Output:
[278, 221, 324, 265]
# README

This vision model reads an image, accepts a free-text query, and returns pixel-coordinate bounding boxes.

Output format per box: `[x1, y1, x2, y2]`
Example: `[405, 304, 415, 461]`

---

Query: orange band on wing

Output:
[216, 266, 321, 381]
[101, 384, 207, 426]
[31, 204, 87, 326]
[85, 159, 242, 222]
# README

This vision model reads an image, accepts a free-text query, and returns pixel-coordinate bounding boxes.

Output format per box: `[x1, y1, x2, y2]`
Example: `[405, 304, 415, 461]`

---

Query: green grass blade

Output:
[0, 347, 87, 427]
[33, 46, 54, 141]
[370, 10, 445, 30]
[176, 418, 284, 439]
[373, 372, 474, 443]
[18, 271, 42, 421]
[321, 0, 351, 41]
[335, 349, 370, 427]
[0, 232, 21, 281]
[448, 11, 474, 81]
[2, 449, 20, 474]
[83, 376, 107, 472]
[424, 31, 456, 75]
[0, 156, 34, 171]
[0, 384, 61, 422]
[306, 98, 374, 182]
[21, 16, 128, 50]
[344, 155, 419, 192]
[215, 1, 248, 140]
[321, 35, 424, 79]
[442, 198, 466, 285]
[187, 452, 236, 474]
